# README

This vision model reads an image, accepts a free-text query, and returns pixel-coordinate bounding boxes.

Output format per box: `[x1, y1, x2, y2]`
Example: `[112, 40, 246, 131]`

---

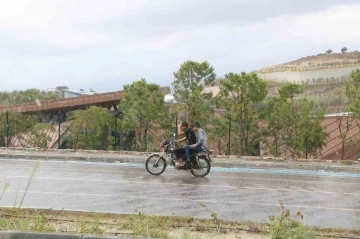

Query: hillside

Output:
[256, 51, 360, 73]
[264, 80, 345, 113]
[205, 52, 360, 114]
[253, 52, 360, 113]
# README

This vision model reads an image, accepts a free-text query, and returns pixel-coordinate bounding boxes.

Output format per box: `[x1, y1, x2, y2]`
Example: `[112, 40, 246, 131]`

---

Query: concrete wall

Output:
[319, 117, 360, 160]
[260, 116, 360, 160]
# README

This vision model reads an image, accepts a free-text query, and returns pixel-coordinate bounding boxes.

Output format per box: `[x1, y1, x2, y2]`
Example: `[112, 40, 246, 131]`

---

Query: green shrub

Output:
[268, 204, 315, 239]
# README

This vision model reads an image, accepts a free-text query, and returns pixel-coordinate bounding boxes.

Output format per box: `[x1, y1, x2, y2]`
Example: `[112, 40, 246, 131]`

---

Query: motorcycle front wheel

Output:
[190, 157, 211, 177]
[145, 154, 167, 175]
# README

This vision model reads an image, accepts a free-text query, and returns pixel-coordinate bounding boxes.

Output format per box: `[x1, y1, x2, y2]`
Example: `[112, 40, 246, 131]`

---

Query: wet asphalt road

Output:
[0, 158, 359, 229]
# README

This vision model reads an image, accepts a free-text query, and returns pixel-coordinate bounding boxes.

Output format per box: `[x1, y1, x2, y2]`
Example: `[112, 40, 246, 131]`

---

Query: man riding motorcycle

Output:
[173, 121, 196, 168]
[183, 121, 208, 169]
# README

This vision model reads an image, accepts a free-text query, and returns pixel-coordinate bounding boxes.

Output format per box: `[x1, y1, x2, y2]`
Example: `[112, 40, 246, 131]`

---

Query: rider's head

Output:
[181, 121, 188, 131]
[192, 121, 201, 132]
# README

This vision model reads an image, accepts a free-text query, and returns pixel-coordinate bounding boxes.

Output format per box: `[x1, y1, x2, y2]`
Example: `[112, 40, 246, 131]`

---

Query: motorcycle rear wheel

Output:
[190, 157, 211, 177]
[145, 154, 167, 175]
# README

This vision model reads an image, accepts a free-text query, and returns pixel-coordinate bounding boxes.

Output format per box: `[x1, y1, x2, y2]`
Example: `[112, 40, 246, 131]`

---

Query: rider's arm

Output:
[177, 124, 184, 136]
[177, 136, 186, 143]
[196, 129, 205, 147]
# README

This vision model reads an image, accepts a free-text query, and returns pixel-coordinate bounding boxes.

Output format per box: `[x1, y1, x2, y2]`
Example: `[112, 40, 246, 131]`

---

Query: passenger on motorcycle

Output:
[183, 121, 208, 169]
[173, 121, 196, 167]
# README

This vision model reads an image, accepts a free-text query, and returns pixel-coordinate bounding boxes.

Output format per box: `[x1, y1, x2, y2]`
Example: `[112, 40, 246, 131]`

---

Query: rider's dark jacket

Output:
[184, 128, 197, 145]
[173, 128, 196, 157]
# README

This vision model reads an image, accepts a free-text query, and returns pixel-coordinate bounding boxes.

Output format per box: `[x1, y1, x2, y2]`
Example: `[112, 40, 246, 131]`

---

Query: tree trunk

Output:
[137, 126, 142, 151]
[274, 135, 279, 157]
[144, 127, 148, 152]
[217, 140, 221, 155]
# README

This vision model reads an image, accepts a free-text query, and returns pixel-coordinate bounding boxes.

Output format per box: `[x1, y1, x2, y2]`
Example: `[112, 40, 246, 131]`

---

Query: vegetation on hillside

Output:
[257, 51, 360, 73]
[263, 76, 350, 113]
[0, 89, 59, 106]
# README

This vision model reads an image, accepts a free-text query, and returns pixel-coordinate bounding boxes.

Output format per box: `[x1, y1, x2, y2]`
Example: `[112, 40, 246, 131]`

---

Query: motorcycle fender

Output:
[198, 155, 211, 163]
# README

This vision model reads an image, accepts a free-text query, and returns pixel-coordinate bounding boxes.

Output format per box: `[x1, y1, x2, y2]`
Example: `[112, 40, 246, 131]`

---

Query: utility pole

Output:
[113, 115, 117, 150]
[58, 111, 61, 149]
[175, 115, 178, 139]
[119, 111, 124, 150]
[112, 109, 123, 151]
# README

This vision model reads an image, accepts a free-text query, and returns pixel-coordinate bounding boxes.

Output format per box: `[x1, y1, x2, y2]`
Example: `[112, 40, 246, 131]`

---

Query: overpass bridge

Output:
[0, 86, 170, 149]
[0, 91, 123, 114]
[0, 86, 171, 114]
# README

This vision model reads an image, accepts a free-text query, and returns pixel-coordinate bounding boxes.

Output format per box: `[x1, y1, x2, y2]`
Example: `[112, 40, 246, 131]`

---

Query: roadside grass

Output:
[1, 207, 360, 238]
[268, 203, 315, 239]
[169, 230, 195, 239]
[0, 208, 255, 238]
[0, 161, 51, 233]
[0, 182, 9, 201]
[18, 161, 40, 208]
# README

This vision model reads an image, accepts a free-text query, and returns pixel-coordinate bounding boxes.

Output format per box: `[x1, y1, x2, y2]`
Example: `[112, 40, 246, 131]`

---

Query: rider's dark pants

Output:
[184, 145, 202, 162]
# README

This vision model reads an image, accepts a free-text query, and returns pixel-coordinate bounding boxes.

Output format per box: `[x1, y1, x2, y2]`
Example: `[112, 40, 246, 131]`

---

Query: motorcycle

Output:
[145, 133, 212, 177]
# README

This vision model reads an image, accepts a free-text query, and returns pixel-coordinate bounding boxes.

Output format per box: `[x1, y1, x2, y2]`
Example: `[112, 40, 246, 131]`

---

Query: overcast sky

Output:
[1, 0, 360, 93]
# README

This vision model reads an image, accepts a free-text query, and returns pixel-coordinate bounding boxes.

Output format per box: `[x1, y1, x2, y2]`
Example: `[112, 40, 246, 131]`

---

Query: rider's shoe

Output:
[183, 161, 191, 169]
[177, 161, 191, 170]
[174, 162, 182, 169]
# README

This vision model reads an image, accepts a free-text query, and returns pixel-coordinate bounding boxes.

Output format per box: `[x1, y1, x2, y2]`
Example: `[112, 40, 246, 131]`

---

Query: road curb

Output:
[0, 231, 148, 239]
